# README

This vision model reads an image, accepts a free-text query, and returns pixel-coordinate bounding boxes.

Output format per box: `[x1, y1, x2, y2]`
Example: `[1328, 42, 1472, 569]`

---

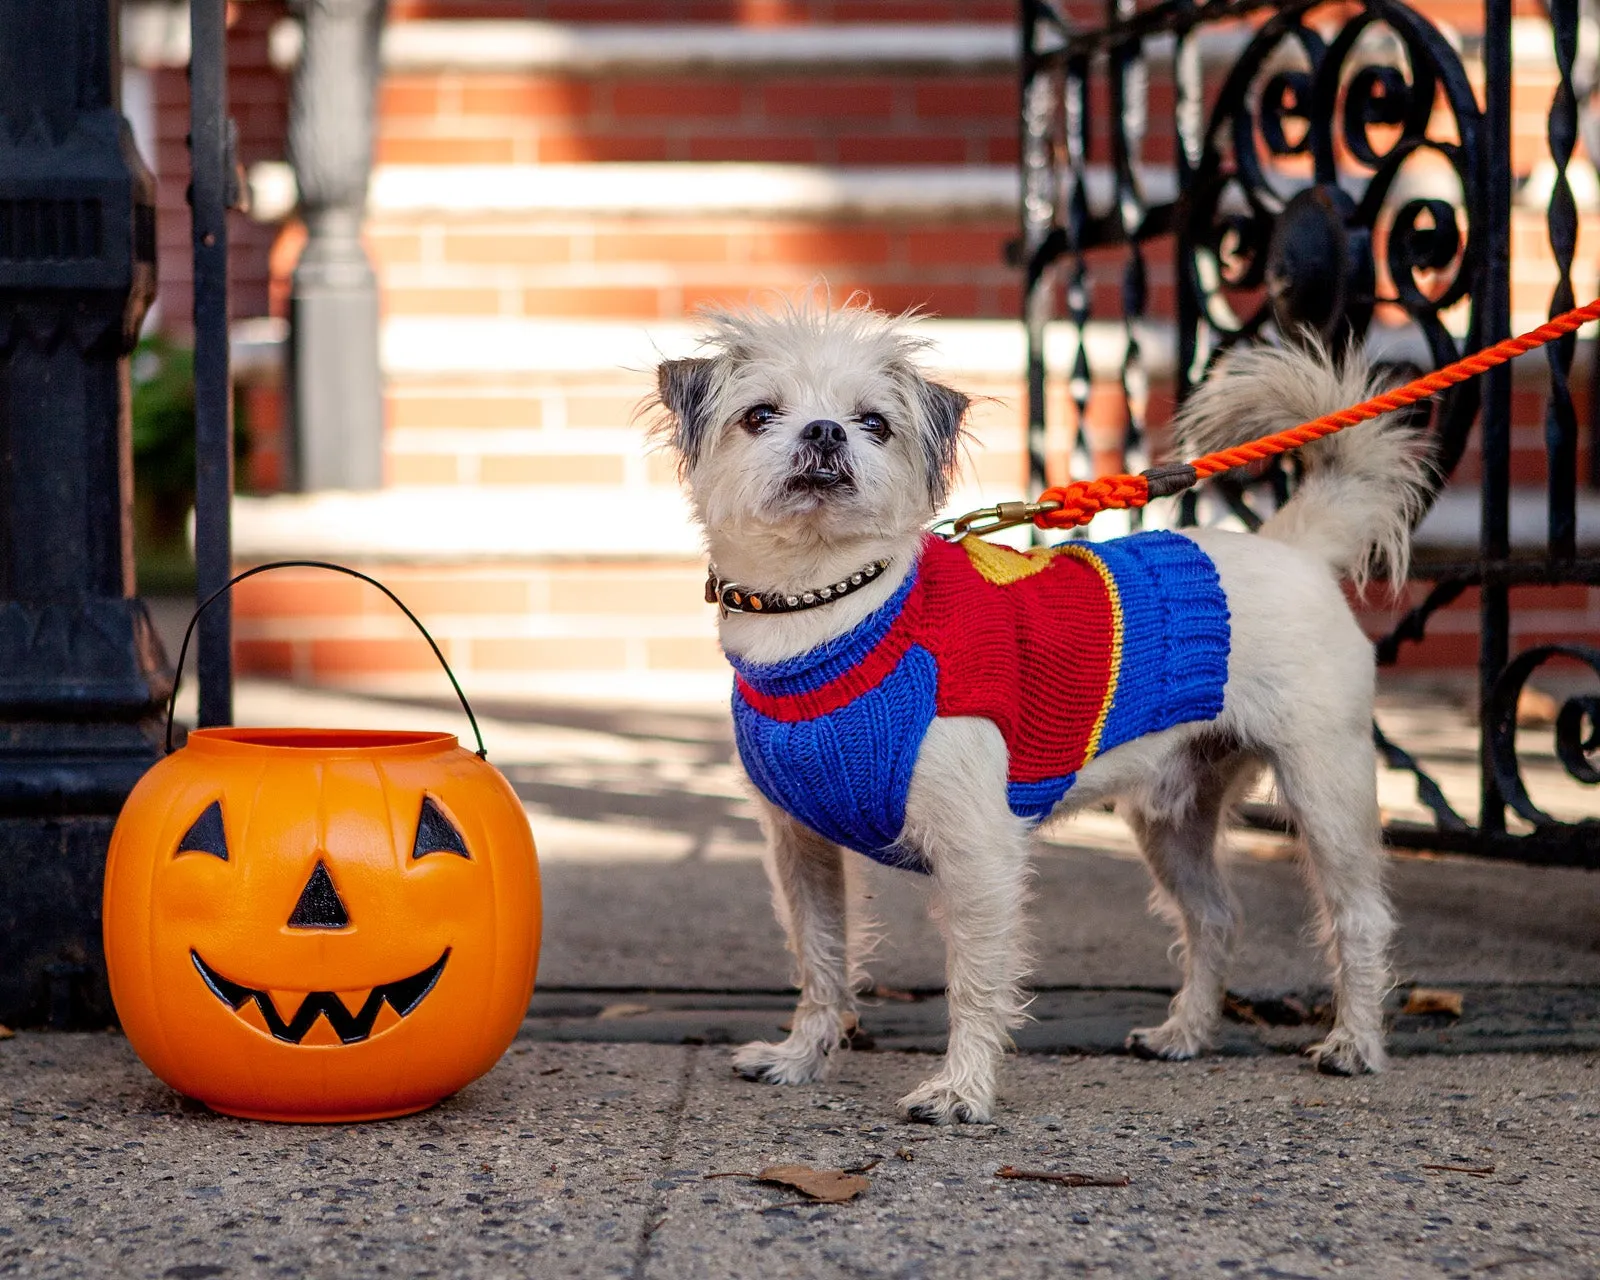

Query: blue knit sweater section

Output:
[729, 567, 932, 871]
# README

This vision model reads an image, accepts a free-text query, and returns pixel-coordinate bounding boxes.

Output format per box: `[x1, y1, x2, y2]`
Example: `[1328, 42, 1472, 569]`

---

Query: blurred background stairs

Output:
[120, 0, 1600, 701]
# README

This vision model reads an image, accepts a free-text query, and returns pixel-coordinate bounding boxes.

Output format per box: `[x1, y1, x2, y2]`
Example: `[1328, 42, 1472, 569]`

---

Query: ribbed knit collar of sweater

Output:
[723, 560, 920, 694]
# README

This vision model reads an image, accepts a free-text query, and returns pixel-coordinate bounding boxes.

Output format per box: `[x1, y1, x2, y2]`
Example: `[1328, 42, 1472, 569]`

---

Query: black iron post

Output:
[0, 0, 168, 1027]
[190, 0, 235, 729]
[286, 0, 389, 492]
[1478, 0, 1513, 837]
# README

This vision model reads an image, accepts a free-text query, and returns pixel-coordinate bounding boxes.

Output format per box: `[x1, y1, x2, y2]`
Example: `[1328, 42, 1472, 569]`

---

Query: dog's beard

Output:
[783, 445, 856, 502]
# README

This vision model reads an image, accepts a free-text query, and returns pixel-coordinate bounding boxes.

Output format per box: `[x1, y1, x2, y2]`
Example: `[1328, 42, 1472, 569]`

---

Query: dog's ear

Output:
[655, 357, 720, 468]
[914, 377, 969, 503]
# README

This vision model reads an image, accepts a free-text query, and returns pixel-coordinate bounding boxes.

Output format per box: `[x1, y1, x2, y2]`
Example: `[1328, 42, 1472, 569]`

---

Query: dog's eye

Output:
[741, 404, 778, 433]
[857, 412, 891, 439]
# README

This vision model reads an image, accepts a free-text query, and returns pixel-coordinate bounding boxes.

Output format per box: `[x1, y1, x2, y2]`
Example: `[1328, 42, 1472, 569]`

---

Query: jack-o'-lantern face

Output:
[104, 729, 541, 1123]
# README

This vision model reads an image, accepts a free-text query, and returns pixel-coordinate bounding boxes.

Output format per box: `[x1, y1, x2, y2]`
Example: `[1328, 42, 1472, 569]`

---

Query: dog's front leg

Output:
[732, 796, 853, 1085]
[897, 718, 1032, 1125]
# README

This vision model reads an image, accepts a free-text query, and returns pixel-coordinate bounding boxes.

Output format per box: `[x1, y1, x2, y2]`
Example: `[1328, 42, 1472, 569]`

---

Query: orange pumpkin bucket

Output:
[104, 563, 541, 1123]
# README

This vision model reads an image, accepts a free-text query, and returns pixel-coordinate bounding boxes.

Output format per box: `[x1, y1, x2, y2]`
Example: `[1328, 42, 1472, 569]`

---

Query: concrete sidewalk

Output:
[3, 674, 1595, 1277]
[3, 1036, 1597, 1278]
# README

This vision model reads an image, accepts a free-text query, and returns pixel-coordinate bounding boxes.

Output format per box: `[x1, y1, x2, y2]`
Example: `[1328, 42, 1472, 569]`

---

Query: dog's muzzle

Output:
[788, 419, 854, 492]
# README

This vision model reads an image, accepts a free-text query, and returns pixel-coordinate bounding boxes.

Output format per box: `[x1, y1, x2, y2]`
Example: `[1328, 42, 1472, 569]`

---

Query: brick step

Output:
[233, 312, 1594, 494]
[298, 175, 1600, 329]
[225, 492, 1600, 696]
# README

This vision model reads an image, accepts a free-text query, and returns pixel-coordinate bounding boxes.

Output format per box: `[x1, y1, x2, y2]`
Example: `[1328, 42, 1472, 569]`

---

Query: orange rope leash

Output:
[1020, 297, 1600, 532]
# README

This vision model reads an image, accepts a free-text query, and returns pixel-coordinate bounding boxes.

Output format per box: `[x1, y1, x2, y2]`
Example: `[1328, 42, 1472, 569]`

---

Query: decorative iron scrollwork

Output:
[1183, 0, 1484, 488]
[1487, 645, 1600, 828]
[1019, 0, 1598, 866]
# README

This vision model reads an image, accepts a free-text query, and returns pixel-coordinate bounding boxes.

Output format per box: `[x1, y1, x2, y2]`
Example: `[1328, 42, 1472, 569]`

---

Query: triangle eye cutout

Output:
[177, 801, 229, 861]
[411, 796, 470, 860]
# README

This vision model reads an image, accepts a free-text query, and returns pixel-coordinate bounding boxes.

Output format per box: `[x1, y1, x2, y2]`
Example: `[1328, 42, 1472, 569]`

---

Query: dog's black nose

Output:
[801, 420, 848, 451]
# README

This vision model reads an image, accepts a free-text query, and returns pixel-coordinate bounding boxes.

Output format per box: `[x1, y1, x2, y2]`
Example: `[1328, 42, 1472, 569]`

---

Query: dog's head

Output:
[651, 298, 968, 546]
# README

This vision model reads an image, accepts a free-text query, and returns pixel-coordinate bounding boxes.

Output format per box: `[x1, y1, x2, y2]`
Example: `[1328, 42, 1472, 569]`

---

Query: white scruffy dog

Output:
[651, 296, 1433, 1125]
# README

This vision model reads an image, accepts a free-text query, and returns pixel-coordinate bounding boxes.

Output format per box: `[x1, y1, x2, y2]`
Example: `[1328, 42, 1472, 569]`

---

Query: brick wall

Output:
[133, 0, 1600, 689]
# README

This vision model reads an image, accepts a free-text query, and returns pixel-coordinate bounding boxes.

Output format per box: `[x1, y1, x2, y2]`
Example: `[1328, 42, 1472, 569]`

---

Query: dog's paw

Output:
[897, 1079, 993, 1126]
[1308, 1031, 1386, 1077]
[731, 1039, 827, 1086]
[1125, 1021, 1207, 1061]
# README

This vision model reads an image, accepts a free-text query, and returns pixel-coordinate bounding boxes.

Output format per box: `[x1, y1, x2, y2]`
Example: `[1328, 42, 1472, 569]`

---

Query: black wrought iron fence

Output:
[1018, 0, 1599, 865]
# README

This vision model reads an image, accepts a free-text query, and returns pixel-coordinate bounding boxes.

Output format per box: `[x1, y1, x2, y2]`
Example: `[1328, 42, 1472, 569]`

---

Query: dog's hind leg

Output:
[897, 718, 1032, 1125]
[1124, 742, 1250, 1061]
[732, 797, 854, 1085]
[1271, 736, 1394, 1075]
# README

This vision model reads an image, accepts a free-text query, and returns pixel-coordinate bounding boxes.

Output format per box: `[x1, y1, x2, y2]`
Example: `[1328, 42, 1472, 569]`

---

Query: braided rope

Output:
[1031, 297, 1600, 531]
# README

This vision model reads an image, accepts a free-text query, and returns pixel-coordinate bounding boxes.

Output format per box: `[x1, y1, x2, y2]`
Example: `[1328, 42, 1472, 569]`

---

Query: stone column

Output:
[287, 0, 389, 491]
[0, 0, 169, 1027]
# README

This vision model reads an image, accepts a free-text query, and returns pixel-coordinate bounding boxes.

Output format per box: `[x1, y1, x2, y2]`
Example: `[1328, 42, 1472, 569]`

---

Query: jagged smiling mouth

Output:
[191, 948, 449, 1045]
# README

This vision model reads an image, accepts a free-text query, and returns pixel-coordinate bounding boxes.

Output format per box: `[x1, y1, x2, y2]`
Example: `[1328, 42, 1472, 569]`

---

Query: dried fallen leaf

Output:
[995, 1165, 1129, 1188]
[596, 1002, 652, 1020]
[1422, 1163, 1494, 1176]
[1225, 993, 1313, 1027]
[756, 1164, 870, 1204]
[1403, 988, 1464, 1017]
[0, 1023, 14, 1040]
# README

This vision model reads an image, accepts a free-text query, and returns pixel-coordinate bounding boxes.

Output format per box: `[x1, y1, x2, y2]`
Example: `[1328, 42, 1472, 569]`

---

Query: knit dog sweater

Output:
[728, 530, 1231, 871]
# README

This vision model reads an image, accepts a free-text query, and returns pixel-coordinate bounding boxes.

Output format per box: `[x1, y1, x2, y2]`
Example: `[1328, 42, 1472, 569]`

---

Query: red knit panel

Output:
[924, 540, 1115, 783]
[734, 623, 917, 721]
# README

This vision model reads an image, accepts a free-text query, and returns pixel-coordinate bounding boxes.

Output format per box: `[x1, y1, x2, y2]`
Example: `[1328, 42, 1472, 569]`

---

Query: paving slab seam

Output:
[628, 1046, 698, 1280]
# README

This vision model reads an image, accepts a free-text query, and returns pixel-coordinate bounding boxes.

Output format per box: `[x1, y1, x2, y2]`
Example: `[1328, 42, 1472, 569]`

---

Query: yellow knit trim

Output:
[959, 534, 1058, 585]
[1052, 544, 1124, 762]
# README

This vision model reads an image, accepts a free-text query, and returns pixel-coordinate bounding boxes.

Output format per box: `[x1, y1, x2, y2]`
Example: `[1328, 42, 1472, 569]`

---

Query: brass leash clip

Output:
[935, 499, 1063, 541]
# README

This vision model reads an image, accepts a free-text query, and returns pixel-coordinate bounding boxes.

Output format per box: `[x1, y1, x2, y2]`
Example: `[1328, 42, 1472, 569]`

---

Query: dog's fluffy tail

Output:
[1172, 341, 1436, 591]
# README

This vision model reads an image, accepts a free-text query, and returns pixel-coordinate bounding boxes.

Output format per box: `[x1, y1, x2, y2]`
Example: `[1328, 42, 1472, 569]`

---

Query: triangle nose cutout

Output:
[287, 861, 350, 929]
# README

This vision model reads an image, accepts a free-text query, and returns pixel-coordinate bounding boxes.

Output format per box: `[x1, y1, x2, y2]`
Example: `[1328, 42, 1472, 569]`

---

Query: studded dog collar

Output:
[705, 557, 893, 617]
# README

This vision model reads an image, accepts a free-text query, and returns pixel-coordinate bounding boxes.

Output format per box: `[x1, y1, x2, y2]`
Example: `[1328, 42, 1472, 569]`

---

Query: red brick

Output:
[379, 79, 441, 118]
[686, 135, 822, 163]
[366, 229, 425, 267]
[592, 231, 731, 265]
[389, 453, 461, 484]
[231, 574, 368, 619]
[748, 227, 893, 265]
[913, 78, 1014, 119]
[311, 638, 441, 676]
[381, 577, 534, 615]
[470, 637, 629, 670]
[1510, 583, 1596, 611]
[760, 80, 896, 120]
[442, 231, 573, 265]
[835, 134, 971, 164]
[385, 287, 504, 316]
[565, 393, 652, 428]
[905, 226, 1011, 267]
[610, 82, 746, 119]
[549, 571, 707, 615]
[520, 286, 662, 318]
[234, 639, 297, 675]
[391, 397, 543, 430]
[460, 77, 594, 118]
[535, 133, 673, 162]
[375, 136, 517, 165]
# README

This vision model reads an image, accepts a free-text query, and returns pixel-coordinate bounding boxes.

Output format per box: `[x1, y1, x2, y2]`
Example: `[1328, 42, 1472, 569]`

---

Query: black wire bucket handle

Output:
[165, 559, 488, 759]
